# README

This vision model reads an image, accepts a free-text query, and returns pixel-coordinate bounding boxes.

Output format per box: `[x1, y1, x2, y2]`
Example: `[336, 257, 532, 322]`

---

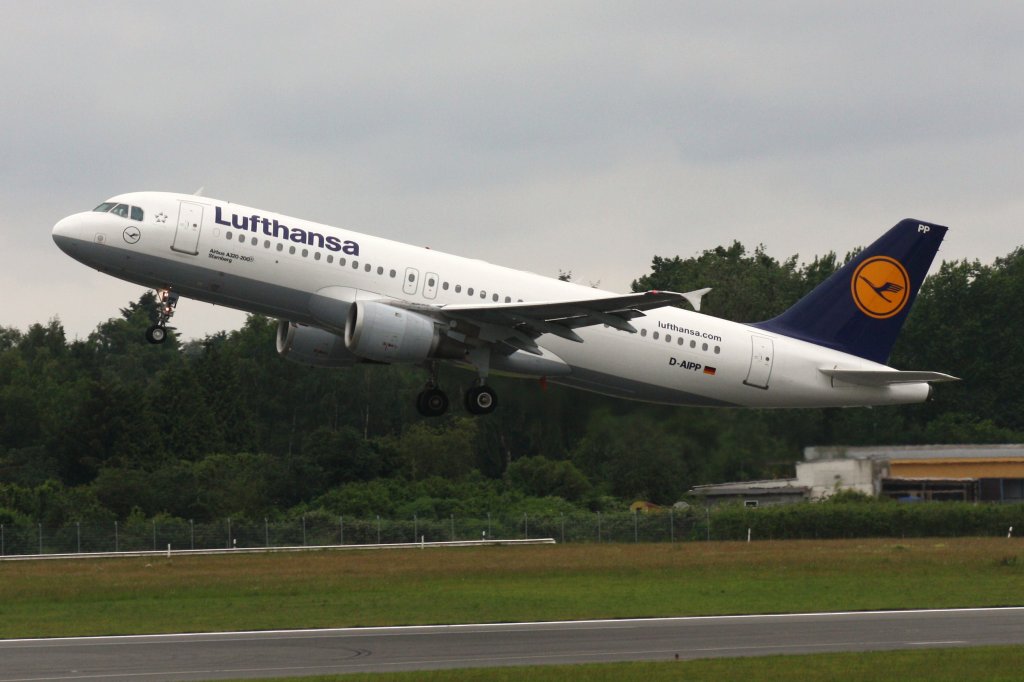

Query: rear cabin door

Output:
[744, 335, 774, 389]
[172, 201, 204, 255]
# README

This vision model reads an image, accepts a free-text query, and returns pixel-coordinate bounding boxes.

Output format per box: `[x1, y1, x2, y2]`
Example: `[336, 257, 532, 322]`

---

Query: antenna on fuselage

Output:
[192, 186, 205, 196]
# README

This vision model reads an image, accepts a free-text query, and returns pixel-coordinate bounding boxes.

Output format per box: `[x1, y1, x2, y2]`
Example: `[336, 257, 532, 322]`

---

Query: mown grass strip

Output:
[1, 539, 1021, 638]
[224, 646, 1024, 682]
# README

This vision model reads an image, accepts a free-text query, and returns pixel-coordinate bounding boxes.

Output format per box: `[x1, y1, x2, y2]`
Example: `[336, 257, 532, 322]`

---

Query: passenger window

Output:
[365, 264, 372, 272]
[130, 206, 143, 221]
[226, 232, 233, 240]
[480, 290, 486, 299]
[314, 252, 321, 261]
[640, 329, 647, 337]
[327, 255, 334, 263]
[714, 346, 721, 354]
[251, 237, 258, 245]
[264, 240, 270, 248]
[443, 282, 450, 291]
[677, 338, 684, 346]
[702, 342, 708, 351]
[665, 335, 672, 343]
[467, 288, 474, 296]
[690, 340, 696, 348]
[339, 258, 346, 266]
[504, 296, 511, 303]
[352, 261, 359, 269]
[493, 294, 499, 302]
[455, 285, 462, 293]
[389, 269, 396, 278]
[377, 266, 384, 275]
[302, 248, 308, 257]
[276, 243, 283, 252]
[289, 245, 296, 254]
[653, 332, 660, 340]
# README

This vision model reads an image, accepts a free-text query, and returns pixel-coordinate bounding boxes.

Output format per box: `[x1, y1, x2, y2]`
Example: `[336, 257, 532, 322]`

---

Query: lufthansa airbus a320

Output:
[52, 192, 957, 416]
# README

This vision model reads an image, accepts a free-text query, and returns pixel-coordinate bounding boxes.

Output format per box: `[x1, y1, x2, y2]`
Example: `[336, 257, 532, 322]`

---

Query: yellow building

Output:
[804, 445, 1024, 502]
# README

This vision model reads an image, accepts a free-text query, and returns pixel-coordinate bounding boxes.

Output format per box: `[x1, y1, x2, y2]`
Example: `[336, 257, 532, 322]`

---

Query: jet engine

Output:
[276, 320, 359, 367]
[344, 300, 466, 364]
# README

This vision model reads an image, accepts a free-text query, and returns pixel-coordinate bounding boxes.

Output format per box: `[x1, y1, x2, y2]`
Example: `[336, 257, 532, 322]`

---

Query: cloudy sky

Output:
[4, 2, 1022, 340]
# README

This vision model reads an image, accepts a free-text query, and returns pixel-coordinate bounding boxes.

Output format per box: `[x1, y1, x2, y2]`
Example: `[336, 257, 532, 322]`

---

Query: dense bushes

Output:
[707, 501, 1024, 541]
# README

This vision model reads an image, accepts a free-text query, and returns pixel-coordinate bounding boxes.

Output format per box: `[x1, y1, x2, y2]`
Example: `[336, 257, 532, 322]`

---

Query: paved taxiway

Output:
[2, 607, 1022, 681]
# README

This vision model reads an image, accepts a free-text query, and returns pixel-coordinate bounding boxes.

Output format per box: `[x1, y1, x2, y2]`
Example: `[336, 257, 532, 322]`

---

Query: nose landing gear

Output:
[145, 289, 178, 345]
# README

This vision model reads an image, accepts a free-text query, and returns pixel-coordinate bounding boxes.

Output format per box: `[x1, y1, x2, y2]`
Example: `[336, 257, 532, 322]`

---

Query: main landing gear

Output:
[415, 363, 498, 417]
[145, 289, 178, 345]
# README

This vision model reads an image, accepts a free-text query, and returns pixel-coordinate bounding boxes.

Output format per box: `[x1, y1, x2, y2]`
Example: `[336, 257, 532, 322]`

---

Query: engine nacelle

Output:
[344, 300, 466, 364]
[276, 320, 359, 367]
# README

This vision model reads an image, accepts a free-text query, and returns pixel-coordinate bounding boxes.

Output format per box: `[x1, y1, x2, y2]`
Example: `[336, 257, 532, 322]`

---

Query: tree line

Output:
[2, 241, 1022, 526]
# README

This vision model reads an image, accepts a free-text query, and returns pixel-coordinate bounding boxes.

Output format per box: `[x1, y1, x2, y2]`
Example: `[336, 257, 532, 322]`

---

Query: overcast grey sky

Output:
[4, 1, 1022, 340]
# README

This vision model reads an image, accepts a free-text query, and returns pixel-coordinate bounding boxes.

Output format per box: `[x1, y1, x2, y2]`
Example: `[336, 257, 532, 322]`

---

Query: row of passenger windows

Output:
[639, 327, 721, 354]
[222, 230, 523, 303]
[94, 202, 143, 221]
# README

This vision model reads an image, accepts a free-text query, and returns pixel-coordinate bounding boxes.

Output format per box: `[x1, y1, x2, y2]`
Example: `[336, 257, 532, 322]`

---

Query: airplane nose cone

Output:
[52, 214, 82, 252]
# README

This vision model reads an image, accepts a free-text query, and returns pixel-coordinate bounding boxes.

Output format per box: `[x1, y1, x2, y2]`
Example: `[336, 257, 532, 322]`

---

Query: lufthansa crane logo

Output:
[122, 226, 141, 244]
[851, 256, 910, 319]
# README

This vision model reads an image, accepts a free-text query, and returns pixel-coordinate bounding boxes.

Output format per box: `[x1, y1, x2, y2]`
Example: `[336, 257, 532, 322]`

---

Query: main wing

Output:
[398, 289, 708, 355]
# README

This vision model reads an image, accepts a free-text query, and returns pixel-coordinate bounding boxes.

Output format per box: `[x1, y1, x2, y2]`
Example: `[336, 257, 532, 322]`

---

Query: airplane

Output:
[52, 191, 958, 416]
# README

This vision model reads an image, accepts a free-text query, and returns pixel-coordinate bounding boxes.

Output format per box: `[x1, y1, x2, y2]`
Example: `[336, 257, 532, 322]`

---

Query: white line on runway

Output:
[2, 606, 1022, 645]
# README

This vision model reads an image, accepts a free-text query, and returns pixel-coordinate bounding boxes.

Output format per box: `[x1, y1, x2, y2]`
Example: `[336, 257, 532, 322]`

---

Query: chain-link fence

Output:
[3, 503, 1023, 556]
[0, 512, 703, 556]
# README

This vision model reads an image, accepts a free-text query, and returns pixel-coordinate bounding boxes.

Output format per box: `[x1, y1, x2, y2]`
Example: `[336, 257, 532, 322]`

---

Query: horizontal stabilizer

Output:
[820, 369, 960, 387]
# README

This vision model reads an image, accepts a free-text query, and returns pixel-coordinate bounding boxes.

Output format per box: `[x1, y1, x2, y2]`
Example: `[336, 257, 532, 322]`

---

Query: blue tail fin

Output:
[752, 219, 947, 364]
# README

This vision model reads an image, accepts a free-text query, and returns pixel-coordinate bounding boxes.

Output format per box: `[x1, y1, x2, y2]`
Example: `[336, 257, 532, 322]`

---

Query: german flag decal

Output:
[704, 366, 717, 376]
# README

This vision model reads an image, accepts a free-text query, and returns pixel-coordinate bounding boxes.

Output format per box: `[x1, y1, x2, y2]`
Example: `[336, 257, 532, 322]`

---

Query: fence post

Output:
[227, 518, 231, 549]
[377, 515, 382, 544]
[523, 513, 528, 540]
[302, 515, 307, 546]
[115, 520, 119, 552]
[38, 523, 42, 555]
[487, 512, 491, 539]
[414, 514, 418, 543]
[152, 519, 157, 551]
[190, 519, 194, 550]
[265, 517, 269, 548]
[596, 512, 601, 543]
[561, 514, 565, 544]
[1, 523, 4, 556]
[340, 516, 344, 545]
[670, 509, 675, 544]
[450, 514, 455, 541]
[633, 511, 638, 543]
[706, 507, 710, 541]
[77, 522, 81, 553]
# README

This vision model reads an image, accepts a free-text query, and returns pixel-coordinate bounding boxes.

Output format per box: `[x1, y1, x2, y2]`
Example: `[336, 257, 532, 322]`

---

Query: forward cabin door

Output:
[172, 201, 204, 255]
[744, 335, 774, 389]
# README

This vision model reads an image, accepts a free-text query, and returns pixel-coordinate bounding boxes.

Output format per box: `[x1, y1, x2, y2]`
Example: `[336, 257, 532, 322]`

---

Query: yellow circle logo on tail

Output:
[851, 256, 911, 319]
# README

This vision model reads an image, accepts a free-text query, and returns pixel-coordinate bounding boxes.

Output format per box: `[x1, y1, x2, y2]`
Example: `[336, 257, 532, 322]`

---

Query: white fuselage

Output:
[52, 191, 930, 408]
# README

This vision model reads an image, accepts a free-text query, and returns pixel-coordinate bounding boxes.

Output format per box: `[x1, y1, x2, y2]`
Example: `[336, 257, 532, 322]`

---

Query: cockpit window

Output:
[111, 204, 130, 218]
[93, 202, 116, 213]
[130, 206, 143, 221]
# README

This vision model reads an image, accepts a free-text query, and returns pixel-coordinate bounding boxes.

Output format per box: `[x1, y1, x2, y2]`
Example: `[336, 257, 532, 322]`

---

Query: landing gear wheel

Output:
[416, 387, 450, 417]
[145, 325, 167, 345]
[464, 385, 498, 415]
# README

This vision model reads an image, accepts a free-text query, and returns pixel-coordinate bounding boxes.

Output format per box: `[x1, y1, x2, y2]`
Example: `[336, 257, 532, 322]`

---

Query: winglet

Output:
[681, 287, 712, 312]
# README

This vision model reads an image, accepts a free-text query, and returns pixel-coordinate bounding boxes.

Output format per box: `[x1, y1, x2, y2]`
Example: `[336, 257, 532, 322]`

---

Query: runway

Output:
[2, 607, 1022, 681]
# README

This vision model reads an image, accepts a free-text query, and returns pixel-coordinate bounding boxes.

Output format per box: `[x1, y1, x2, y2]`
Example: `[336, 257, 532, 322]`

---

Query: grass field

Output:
[1, 538, 1022, 639]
